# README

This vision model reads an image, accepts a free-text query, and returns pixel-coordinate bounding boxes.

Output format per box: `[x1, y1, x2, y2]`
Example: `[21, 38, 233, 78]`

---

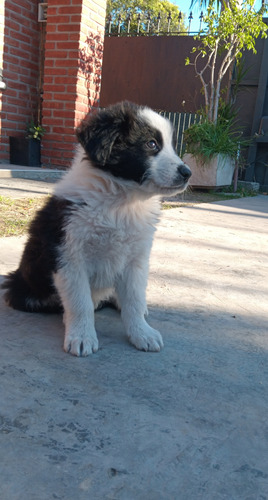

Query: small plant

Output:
[26, 120, 46, 141]
[183, 103, 250, 166]
[184, 120, 240, 164]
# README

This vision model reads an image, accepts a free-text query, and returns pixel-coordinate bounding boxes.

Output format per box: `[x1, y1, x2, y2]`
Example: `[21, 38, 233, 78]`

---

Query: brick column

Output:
[0, 0, 40, 163]
[42, 0, 106, 169]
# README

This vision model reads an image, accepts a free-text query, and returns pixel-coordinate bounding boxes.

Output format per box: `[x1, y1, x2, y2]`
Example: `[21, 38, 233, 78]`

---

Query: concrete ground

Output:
[0, 170, 267, 499]
[0, 164, 62, 197]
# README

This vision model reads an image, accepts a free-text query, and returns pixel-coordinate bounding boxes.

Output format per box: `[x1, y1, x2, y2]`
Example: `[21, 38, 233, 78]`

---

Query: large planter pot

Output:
[183, 153, 235, 189]
[9, 136, 41, 167]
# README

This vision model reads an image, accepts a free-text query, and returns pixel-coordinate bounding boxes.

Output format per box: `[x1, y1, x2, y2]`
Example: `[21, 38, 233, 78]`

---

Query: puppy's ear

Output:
[76, 113, 119, 166]
[76, 102, 138, 166]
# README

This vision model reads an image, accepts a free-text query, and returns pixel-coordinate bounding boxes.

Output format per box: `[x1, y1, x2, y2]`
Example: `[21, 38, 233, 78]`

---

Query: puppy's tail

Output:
[1, 269, 62, 313]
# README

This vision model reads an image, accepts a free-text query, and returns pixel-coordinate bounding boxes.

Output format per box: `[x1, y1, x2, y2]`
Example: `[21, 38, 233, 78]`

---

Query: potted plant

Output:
[183, 104, 246, 188]
[183, 0, 267, 188]
[9, 121, 45, 167]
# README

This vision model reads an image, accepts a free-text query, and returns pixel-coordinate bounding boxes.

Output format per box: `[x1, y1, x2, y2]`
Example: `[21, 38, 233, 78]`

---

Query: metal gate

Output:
[158, 111, 202, 157]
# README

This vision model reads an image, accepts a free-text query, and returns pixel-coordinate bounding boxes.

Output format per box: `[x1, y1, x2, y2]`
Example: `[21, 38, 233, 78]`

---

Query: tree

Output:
[106, 0, 187, 34]
[190, 0, 240, 8]
[186, 0, 268, 122]
[190, 0, 268, 11]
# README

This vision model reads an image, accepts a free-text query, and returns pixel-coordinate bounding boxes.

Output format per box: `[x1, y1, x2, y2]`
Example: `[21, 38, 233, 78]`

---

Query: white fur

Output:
[52, 109, 190, 356]
[139, 108, 188, 192]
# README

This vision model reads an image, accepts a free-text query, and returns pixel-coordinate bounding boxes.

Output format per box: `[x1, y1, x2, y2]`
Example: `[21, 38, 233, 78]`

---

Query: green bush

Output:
[183, 103, 250, 166]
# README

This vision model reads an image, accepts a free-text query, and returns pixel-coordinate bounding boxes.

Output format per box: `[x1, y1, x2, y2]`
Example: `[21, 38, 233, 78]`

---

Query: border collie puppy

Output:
[2, 102, 191, 356]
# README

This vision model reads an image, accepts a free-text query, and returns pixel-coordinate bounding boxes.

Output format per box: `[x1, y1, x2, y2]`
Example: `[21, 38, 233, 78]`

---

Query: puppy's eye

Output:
[147, 140, 158, 151]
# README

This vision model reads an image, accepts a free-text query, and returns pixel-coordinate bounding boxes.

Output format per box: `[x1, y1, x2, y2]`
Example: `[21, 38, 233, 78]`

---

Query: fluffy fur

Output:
[2, 102, 191, 356]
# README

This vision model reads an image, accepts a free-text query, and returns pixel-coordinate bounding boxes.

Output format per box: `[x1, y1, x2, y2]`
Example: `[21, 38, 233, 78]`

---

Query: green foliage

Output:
[106, 0, 186, 33]
[224, 183, 257, 197]
[26, 121, 46, 141]
[183, 103, 250, 164]
[186, 0, 268, 123]
[184, 120, 237, 163]
[198, 1, 267, 58]
[230, 58, 251, 104]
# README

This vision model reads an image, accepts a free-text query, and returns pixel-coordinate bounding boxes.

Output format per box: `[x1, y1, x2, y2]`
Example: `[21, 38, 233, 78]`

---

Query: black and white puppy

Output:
[2, 102, 191, 356]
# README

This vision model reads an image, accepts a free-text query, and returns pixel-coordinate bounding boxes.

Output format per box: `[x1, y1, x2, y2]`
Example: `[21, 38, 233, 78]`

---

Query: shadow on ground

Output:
[0, 284, 267, 500]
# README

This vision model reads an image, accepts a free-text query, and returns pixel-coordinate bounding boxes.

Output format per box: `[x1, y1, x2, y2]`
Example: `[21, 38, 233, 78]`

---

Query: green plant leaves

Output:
[26, 120, 46, 141]
[184, 104, 251, 165]
[185, 0, 268, 123]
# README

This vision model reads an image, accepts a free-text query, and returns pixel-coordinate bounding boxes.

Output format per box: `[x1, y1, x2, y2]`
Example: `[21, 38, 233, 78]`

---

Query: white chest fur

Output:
[60, 197, 159, 291]
[54, 148, 161, 290]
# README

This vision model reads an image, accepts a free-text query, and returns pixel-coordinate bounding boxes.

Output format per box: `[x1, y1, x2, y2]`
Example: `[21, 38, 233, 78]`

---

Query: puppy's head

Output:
[76, 101, 191, 194]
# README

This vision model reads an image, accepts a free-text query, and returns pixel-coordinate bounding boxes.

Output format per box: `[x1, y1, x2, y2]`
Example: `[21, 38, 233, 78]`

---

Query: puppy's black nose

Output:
[178, 164, 192, 181]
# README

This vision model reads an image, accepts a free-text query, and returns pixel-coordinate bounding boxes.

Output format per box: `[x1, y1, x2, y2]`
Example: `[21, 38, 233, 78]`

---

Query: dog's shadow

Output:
[0, 275, 128, 352]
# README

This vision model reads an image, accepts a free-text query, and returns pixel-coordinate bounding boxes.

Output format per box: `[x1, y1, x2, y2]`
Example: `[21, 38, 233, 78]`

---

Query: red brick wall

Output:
[0, 0, 106, 167]
[41, 0, 106, 168]
[0, 0, 40, 162]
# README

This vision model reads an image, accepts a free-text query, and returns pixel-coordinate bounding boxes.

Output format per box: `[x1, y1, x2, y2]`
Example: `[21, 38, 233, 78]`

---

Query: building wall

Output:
[0, 0, 40, 162]
[42, 0, 106, 168]
[0, 0, 107, 167]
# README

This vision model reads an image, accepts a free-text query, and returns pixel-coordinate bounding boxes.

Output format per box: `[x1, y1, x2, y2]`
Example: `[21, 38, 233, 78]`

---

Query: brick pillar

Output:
[42, 0, 106, 169]
[0, 0, 40, 163]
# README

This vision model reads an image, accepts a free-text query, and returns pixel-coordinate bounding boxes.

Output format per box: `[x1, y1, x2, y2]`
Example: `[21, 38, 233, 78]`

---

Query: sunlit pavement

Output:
[0, 194, 267, 499]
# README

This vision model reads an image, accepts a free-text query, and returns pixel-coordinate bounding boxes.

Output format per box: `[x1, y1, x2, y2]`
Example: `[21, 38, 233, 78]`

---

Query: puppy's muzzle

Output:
[177, 163, 192, 183]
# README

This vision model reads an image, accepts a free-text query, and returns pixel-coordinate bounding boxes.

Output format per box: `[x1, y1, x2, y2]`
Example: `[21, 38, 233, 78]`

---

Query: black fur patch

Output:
[76, 101, 164, 184]
[2, 196, 74, 312]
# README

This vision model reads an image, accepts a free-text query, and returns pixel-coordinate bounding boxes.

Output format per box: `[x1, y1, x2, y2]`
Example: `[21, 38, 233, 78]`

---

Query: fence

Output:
[106, 11, 204, 36]
[157, 111, 202, 157]
[100, 35, 207, 112]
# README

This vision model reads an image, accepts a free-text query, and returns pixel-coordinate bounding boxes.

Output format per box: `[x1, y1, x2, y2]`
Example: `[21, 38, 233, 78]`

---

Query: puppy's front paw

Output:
[128, 324, 164, 352]
[64, 330, 99, 357]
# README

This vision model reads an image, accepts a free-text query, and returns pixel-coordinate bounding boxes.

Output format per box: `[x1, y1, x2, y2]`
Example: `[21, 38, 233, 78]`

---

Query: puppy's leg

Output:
[54, 268, 98, 356]
[116, 263, 163, 352]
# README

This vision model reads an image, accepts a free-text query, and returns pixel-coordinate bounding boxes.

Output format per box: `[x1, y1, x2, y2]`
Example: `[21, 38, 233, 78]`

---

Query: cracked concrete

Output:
[0, 193, 268, 499]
